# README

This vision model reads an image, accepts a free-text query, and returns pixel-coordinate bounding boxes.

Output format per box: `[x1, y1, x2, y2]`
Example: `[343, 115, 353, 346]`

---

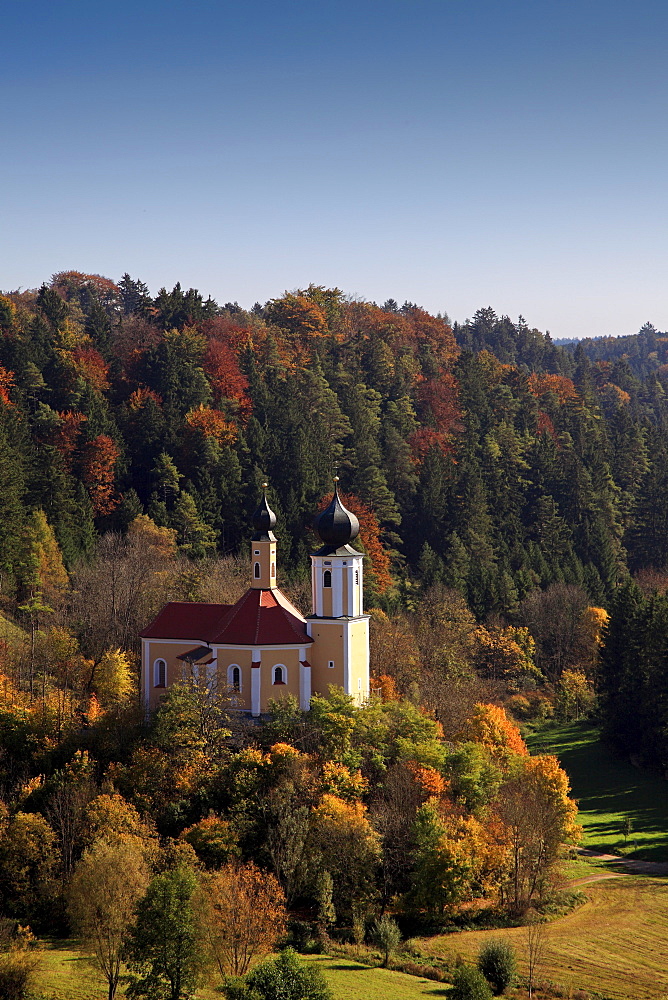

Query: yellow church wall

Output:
[143, 639, 200, 712]
[347, 621, 370, 703]
[250, 540, 277, 589]
[259, 647, 301, 711]
[307, 622, 346, 694]
[214, 648, 254, 711]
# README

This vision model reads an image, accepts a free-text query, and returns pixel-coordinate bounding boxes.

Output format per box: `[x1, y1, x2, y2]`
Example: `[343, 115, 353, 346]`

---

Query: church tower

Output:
[307, 480, 370, 703]
[250, 484, 277, 589]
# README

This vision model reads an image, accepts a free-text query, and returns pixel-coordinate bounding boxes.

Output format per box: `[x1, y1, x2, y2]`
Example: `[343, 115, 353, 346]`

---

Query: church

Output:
[140, 481, 371, 715]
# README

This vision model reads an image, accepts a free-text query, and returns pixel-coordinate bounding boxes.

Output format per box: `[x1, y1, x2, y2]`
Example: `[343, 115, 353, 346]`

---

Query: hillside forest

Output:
[0, 271, 665, 996]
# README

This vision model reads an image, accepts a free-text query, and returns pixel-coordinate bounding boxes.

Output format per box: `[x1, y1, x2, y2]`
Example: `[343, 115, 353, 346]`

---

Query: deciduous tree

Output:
[196, 862, 286, 980]
[68, 837, 151, 1000]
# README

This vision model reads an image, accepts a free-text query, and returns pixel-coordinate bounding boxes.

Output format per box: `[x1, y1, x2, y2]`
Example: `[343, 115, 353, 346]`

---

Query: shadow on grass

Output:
[528, 722, 668, 861]
[329, 962, 375, 971]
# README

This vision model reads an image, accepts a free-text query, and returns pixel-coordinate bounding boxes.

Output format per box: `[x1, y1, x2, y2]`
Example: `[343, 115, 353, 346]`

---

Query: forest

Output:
[0, 271, 665, 998]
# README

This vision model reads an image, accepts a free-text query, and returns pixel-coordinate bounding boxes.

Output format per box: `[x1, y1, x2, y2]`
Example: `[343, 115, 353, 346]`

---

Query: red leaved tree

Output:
[81, 435, 120, 515]
[0, 365, 14, 405]
[203, 341, 252, 418]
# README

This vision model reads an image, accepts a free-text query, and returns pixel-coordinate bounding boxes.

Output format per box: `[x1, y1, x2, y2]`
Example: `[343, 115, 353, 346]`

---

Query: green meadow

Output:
[526, 722, 668, 860]
[30, 942, 448, 1000]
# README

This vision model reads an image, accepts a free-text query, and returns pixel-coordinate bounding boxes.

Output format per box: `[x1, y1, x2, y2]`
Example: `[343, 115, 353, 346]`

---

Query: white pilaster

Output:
[333, 564, 343, 617]
[300, 661, 312, 710]
[251, 657, 261, 716]
[343, 622, 350, 694]
[142, 640, 150, 717]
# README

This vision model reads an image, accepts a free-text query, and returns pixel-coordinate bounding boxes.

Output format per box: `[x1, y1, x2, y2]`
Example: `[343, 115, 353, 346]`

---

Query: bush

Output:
[221, 976, 262, 1000]
[372, 914, 401, 967]
[450, 964, 493, 1000]
[288, 919, 316, 952]
[0, 950, 39, 1000]
[246, 947, 332, 1000]
[477, 939, 515, 994]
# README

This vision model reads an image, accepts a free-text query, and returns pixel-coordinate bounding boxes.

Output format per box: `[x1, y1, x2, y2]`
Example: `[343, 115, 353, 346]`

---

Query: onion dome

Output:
[252, 485, 277, 540]
[314, 479, 359, 549]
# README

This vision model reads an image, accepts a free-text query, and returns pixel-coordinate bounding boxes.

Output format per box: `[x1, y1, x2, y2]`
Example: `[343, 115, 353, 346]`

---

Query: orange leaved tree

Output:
[196, 861, 286, 979]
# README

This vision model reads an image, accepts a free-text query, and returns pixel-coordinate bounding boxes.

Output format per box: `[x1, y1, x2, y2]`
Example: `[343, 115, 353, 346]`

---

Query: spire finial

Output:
[314, 483, 359, 549]
[251, 486, 276, 539]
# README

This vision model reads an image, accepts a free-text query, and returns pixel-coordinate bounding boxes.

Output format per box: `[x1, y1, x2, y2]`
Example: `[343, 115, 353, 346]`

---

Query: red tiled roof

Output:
[141, 590, 313, 647]
[140, 602, 231, 640]
[211, 588, 313, 646]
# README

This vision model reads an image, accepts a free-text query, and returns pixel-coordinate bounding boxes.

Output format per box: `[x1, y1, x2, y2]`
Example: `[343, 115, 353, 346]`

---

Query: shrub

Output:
[221, 976, 262, 1000]
[450, 964, 493, 1000]
[477, 939, 516, 994]
[0, 950, 39, 1000]
[372, 914, 401, 967]
[246, 947, 332, 1000]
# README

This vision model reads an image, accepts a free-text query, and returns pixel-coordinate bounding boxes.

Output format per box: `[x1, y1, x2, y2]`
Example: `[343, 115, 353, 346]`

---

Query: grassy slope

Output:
[414, 875, 668, 1000]
[526, 722, 668, 860]
[302, 955, 446, 999]
[409, 722, 668, 999]
[31, 942, 446, 1000]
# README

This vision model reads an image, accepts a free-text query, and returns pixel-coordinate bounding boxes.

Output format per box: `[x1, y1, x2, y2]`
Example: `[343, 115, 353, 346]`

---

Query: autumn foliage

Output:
[460, 703, 529, 765]
[204, 340, 252, 418]
[81, 434, 120, 515]
[184, 405, 237, 446]
[0, 365, 14, 406]
[69, 347, 110, 393]
[196, 862, 287, 978]
[528, 372, 579, 403]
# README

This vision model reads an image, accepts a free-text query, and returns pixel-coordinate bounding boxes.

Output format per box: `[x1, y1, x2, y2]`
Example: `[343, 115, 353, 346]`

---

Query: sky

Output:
[2, 0, 668, 339]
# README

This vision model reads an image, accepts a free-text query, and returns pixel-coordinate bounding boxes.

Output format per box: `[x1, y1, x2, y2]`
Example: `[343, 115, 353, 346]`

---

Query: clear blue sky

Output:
[2, 0, 668, 339]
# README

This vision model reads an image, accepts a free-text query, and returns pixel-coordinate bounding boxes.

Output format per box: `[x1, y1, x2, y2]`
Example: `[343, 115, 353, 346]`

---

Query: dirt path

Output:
[572, 847, 668, 884]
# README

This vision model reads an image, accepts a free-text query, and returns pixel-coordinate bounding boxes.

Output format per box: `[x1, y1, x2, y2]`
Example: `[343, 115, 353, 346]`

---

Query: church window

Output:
[254, 550, 260, 555]
[323, 570, 332, 588]
[154, 659, 166, 688]
[228, 664, 241, 692]
[254, 562, 260, 578]
[273, 664, 287, 685]
[271, 562, 275, 577]
[328, 660, 335, 669]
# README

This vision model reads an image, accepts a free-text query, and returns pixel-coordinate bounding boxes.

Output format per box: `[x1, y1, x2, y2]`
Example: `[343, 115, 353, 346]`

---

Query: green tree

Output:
[68, 837, 151, 1000]
[450, 965, 493, 1000]
[0, 811, 58, 924]
[372, 914, 401, 968]
[127, 866, 202, 1000]
[244, 948, 332, 1000]
[477, 940, 515, 995]
[315, 870, 336, 933]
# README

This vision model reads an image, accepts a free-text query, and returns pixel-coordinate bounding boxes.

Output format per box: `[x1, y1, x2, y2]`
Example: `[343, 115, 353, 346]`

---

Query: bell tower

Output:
[250, 484, 277, 590]
[307, 479, 370, 704]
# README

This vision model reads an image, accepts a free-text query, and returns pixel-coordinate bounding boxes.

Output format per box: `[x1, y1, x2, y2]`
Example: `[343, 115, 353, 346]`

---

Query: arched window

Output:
[273, 664, 287, 685]
[232, 666, 240, 691]
[227, 664, 241, 692]
[271, 562, 275, 577]
[254, 562, 260, 579]
[323, 570, 332, 588]
[153, 658, 166, 688]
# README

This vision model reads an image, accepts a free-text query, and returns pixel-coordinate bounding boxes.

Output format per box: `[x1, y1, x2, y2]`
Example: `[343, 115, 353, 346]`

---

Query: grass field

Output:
[526, 722, 668, 860]
[413, 873, 668, 1000]
[406, 721, 668, 999]
[30, 941, 449, 1000]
